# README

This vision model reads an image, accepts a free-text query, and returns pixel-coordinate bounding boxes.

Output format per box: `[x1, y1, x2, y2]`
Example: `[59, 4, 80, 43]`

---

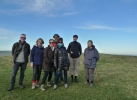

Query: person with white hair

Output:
[7, 34, 30, 91]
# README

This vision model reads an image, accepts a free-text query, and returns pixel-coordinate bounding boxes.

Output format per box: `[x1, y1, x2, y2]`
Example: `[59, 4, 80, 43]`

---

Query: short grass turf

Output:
[0, 54, 137, 100]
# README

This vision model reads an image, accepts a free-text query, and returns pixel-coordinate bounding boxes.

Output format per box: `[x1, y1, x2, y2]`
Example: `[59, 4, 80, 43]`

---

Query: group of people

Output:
[7, 33, 100, 91]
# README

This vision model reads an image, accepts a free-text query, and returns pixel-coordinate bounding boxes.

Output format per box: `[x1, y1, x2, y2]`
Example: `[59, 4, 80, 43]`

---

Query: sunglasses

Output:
[50, 42, 54, 44]
[21, 37, 26, 39]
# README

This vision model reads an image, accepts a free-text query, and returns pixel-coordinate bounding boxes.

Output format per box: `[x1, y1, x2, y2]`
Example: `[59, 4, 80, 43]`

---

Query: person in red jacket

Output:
[53, 34, 64, 84]
[53, 34, 60, 47]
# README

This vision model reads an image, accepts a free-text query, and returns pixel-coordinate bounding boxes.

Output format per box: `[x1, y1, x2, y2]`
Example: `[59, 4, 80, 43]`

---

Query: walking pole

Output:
[94, 68, 99, 84]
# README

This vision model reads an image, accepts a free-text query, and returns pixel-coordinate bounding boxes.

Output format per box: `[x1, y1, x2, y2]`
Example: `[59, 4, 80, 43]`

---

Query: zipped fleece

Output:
[67, 41, 82, 58]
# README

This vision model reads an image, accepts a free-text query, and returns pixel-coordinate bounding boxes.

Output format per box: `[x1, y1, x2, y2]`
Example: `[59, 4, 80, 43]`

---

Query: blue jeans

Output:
[32, 65, 42, 82]
[54, 70, 67, 85]
[54, 70, 63, 81]
[10, 63, 27, 88]
[41, 71, 52, 84]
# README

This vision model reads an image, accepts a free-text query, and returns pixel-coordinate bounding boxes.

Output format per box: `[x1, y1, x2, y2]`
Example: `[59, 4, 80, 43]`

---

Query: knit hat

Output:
[53, 34, 60, 38]
[88, 40, 93, 44]
[58, 37, 63, 43]
[73, 35, 78, 38]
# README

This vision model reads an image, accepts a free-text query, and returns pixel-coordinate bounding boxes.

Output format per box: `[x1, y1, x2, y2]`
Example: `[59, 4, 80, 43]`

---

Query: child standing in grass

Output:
[30, 38, 44, 90]
[84, 40, 99, 87]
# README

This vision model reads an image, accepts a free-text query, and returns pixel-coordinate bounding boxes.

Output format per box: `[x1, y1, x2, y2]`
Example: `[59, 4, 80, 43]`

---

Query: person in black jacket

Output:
[7, 34, 30, 91]
[53, 38, 70, 90]
[40, 39, 55, 91]
[53, 34, 64, 84]
[67, 35, 82, 82]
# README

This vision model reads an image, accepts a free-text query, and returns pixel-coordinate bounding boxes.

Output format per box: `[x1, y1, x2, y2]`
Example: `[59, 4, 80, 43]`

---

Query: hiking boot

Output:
[32, 84, 36, 90]
[75, 76, 79, 82]
[47, 82, 52, 87]
[7, 87, 14, 91]
[53, 84, 57, 90]
[19, 85, 25, 89]
[71, 75, 74, 82]
[90, 83, 94, 87]
[64, 84, 68, 88]
[35, 83, 40, 88]
[84, 81, 89, 85]
[40, 84, 46, 91]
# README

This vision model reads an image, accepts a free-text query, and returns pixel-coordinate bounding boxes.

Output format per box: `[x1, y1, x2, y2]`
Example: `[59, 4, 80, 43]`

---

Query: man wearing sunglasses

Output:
[7, 34, 30, 91]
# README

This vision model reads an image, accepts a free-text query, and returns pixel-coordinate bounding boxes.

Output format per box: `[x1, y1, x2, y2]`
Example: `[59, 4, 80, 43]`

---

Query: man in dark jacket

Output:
[7, 34, 30, 91]
[67, 35, 82, 82]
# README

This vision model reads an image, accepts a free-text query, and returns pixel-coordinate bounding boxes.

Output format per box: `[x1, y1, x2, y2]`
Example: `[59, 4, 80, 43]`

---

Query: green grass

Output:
[0, 54, 137, 100]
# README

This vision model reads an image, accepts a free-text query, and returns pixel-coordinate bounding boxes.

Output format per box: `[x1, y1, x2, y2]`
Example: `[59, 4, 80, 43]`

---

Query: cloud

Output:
[76, 25, 118, 30]
[0, 0, 78, 17]
[61, 12, 79, 17]
[45, 12, 79, 17]
[75, 25, 137, 32]
[0, 28, 18, 40]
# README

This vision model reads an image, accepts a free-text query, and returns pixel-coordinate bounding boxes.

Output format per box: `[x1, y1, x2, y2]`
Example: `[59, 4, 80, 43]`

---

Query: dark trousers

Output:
[32, 65, 42, 83]
[10, 63, 27, 88]
[54, 70, 67, 85]
[54, 70, 63, 81]
[42, 71, 52, 84]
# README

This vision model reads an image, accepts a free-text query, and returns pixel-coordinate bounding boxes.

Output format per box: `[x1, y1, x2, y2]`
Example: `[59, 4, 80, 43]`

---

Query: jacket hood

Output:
[87, 45, 95, 50]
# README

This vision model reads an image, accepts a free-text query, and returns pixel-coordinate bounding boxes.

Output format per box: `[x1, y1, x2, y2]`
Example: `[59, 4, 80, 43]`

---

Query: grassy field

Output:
[0, 54, 137, 100]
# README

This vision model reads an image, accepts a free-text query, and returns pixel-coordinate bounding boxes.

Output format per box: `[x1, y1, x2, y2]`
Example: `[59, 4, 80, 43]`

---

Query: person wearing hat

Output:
[7, 34, 30, 91]
[67, 35, 82, 82]
[53, 34, 60, 47]
[53, 34, 64, 84]
[84, 40, 99, 87]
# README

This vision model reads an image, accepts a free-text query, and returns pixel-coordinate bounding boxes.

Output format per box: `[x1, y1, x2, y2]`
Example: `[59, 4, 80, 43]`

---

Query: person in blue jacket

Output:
[84, 40, 99, 87]
[30, 38, 44, 89]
